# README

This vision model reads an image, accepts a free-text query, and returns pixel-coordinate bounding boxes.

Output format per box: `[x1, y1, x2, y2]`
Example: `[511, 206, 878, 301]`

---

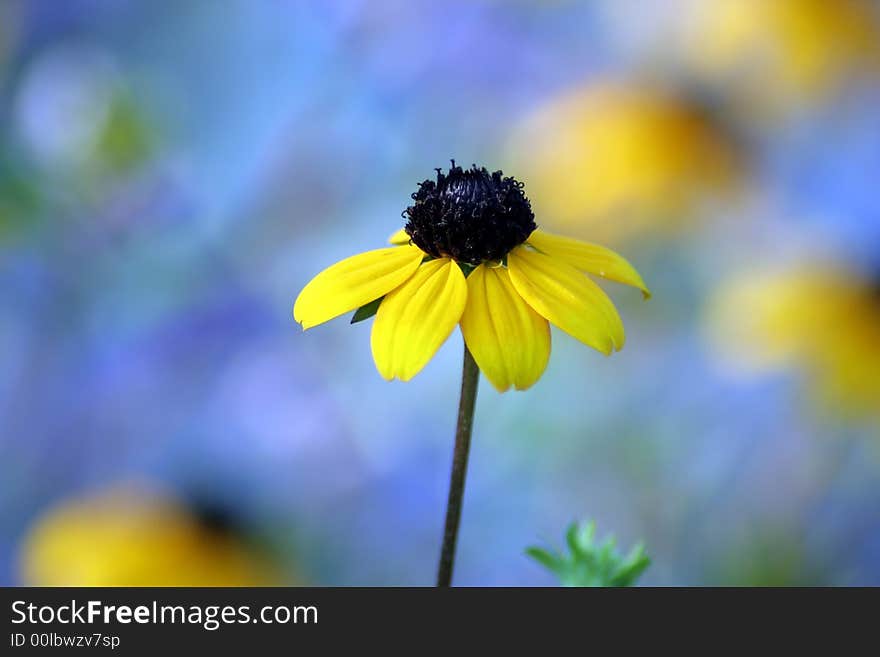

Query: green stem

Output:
[436, 344, 480, 587]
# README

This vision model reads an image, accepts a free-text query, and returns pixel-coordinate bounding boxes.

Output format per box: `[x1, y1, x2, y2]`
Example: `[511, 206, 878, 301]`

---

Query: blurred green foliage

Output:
[95, 92, 153, 173]
[527, 521, 650, 587]
[0, 154, 42, 238]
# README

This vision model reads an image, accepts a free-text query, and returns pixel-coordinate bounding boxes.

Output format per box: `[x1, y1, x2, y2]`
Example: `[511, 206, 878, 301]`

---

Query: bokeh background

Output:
[2, 0, 880, 586]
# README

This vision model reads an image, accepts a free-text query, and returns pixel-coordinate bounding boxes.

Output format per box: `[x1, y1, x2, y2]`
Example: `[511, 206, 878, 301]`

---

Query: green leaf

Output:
[350, 297, 383, 324]
[527, 520, 651, 587]
[608, 543, 651, 587]
[525, 547, 565, 575]
[565, 522, 582, 556]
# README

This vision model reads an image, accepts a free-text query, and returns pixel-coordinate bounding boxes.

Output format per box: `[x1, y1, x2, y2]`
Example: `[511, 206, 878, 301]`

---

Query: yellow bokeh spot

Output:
[705, 264, 880, 419]
[682, 0, 880, 110]
[19, 484, 283, 586]
[508, 82, 740, 243]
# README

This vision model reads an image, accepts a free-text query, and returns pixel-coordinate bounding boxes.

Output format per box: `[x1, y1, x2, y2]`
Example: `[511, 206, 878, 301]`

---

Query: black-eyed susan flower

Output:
[294, 162, 649, 392]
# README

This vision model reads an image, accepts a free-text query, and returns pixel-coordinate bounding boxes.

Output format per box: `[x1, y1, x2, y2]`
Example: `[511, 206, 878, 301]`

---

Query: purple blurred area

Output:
[2, 0, 879, 586]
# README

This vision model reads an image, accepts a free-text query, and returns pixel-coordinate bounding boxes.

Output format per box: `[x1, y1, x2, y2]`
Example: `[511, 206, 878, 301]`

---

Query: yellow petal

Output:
[527, 229, 651, 298]
[388, 228, 411, 245]
[294, 245, 424, 329]
[508, 247, 625, 355]
[371, 258, 467, 381]
[460, 265, 551, 392]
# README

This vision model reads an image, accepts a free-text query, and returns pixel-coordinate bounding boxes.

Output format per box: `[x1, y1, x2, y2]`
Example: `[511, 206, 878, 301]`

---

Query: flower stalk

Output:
[436, 344, 480, 587]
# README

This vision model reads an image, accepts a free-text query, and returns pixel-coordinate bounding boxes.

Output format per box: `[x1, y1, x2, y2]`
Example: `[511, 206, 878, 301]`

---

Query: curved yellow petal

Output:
[294, 245, 424, 329]
[388, 228, 411, 245]
[508, 247, 625, 355]
[527, 229, 651, 298]
[371, 258, 467, 381]
[461, 265, 551, 392]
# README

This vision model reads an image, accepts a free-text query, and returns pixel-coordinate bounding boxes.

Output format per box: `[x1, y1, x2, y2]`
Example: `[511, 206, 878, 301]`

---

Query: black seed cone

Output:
[403, 162, 536, 264]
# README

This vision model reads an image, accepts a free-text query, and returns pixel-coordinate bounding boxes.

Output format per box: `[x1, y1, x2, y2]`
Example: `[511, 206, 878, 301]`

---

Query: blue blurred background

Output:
[2, 0, 880, 586]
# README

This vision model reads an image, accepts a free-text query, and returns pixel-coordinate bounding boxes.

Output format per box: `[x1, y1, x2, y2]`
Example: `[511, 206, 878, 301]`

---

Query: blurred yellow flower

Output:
[704, 263, 880, 419]
[679, 0, 880, 111]
[19, 486, 282, 586]
[507, 82, 740, 243]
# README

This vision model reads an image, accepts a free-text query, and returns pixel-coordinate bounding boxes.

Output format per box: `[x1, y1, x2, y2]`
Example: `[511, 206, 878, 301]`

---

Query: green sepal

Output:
[351, 297, 383, 324]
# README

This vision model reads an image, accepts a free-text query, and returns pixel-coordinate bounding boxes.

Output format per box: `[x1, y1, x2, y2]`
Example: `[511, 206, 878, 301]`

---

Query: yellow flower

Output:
[294, 163, 649, 392]
[679, 0, 880, 110]
[19, 485, 282, 586]
[507, 82, 740, 243]
[705, 263, 880, 419]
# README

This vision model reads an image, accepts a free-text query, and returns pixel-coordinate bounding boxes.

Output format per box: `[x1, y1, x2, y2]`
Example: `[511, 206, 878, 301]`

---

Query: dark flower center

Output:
[869, 269, 880, 305]
[403, 162, 536, 264]
[189, 498, 242, 537]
